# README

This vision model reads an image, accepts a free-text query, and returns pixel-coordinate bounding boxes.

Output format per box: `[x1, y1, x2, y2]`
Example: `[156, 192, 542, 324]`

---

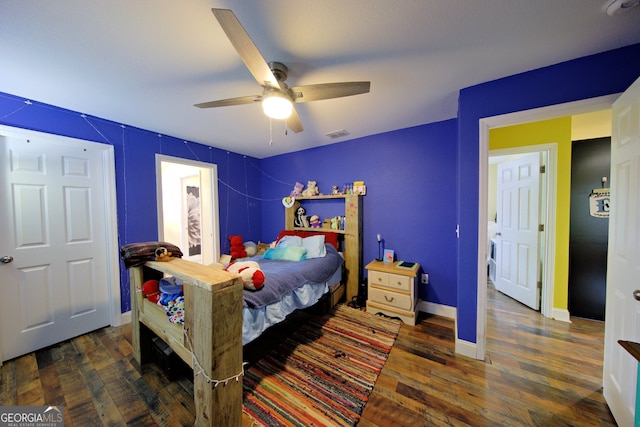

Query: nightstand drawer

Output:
[368, 270, 412, 292]
[368, 287, 413, 311]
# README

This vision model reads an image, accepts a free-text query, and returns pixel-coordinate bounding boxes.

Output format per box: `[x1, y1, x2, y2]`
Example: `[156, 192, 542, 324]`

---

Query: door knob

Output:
[634, 290, 640, 301]
[0, 255, 13, 264]
[495, 232, 502, 236]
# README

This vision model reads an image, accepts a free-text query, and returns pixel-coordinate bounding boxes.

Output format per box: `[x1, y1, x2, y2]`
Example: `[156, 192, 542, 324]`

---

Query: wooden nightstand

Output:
[365, 260, 420, 325]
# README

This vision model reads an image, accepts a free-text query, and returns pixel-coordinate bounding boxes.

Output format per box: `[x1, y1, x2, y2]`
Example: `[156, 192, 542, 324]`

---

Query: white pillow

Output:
[302, 235, 326, 259]
[276, 235, 303, 248]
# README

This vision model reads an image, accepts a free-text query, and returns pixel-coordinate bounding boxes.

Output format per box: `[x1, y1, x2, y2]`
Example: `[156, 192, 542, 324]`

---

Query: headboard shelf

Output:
[293, 194, 352, 200]
[285, 194, 363, 301]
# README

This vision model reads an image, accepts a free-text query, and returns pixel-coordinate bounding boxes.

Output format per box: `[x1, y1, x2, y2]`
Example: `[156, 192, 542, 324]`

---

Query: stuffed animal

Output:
[302, 180, 319, 197]
[153, 246, 173, 262]
[141, 279, 161, 304]
[294, 206, 310, 228]
[226, 261, 265, 291]
[309, 215, 321, 228]
[229, 235, 247, 259]
[244, 241, 257, 256]
[290, 182, 304, 197]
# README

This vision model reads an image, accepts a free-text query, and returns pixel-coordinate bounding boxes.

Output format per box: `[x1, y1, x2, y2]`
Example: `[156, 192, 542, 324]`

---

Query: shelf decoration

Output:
[353, 180, 366, 195]
[383, 249, 394, 263]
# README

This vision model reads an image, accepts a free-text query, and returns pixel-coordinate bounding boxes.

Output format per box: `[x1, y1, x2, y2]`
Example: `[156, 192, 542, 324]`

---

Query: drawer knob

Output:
[384, 296, 395, 302]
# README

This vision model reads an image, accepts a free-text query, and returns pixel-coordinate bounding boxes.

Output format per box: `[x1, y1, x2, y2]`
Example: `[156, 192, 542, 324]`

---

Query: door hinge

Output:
[540, 165, 546, 173]
[538, 224, 544, 232]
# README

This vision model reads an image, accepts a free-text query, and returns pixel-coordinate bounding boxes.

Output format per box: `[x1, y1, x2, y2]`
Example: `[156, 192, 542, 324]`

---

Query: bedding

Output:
[242, 243, 343, 309]
[242, 267, 342, 345]
[276, 229, 340, 250]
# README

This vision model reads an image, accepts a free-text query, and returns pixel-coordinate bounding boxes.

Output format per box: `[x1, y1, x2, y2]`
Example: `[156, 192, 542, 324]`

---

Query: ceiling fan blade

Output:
[290, 82, 370, 103]
[212, 8, 281, 90]
[287, 107, 304, 133]
[194, 95, 261, 108]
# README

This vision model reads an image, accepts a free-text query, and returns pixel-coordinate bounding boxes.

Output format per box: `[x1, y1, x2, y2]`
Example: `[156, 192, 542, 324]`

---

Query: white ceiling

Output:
[1, 1, 639, 159]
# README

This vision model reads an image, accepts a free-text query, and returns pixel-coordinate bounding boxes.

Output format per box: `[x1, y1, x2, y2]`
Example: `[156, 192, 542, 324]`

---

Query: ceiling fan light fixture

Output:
[262, 91, 293, 119]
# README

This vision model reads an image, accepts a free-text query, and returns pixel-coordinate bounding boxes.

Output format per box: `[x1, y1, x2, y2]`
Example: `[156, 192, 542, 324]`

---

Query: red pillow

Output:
[276, 230, 340, 250]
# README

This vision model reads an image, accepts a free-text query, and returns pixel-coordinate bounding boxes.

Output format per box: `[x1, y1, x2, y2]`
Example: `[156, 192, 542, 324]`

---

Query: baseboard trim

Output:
[455, 338, 478, 359]
[417, 300, 456, 319]
[552, 308, 571, 323]
[115, 310, 132, 327]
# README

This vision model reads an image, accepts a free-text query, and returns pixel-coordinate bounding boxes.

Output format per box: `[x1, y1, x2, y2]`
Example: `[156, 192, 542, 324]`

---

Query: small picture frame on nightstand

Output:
[383, 249, 394, 263]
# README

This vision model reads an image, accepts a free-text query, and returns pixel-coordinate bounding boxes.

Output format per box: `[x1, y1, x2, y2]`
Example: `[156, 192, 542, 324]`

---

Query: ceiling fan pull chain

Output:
[269, 117, 273, 146]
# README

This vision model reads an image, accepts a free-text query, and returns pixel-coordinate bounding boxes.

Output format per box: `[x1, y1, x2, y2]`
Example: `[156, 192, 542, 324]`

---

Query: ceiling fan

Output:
[194, 8, 371, 133]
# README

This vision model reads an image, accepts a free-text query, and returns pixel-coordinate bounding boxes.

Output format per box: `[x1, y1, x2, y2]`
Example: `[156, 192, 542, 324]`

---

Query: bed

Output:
[127, 230, 347, 426]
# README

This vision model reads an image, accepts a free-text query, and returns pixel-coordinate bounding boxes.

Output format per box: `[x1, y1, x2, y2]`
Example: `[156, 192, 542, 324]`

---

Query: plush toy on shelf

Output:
[330, 216, 339, 230]
[141, 279, 161, 304]
[294, 206, 310, 228]
[309, 215, 321, 228]
[229, 235, 247, 259]
[302, 180, 319, 197]
[153, 246, 173, 262]
[226, 261, 265, 291]
[290, 182, 304, 197]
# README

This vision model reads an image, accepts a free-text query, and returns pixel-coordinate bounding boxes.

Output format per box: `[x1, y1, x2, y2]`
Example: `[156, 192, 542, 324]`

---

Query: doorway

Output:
[476, 94, 618, 360]
[156, 155, 220, 266]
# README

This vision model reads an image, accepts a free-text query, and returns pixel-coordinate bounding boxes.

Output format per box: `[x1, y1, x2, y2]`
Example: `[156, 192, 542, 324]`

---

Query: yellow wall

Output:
[489, 117, 572, 312]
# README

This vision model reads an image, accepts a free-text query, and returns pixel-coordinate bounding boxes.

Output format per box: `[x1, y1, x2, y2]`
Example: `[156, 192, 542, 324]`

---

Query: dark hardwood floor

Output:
[0, 284, 615, 426]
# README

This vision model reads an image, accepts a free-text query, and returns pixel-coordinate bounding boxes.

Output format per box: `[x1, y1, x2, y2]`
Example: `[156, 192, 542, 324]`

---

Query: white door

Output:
[495, 152, 541, 310]
[603, 76, 640, 427]
[0, 135, 111, 362]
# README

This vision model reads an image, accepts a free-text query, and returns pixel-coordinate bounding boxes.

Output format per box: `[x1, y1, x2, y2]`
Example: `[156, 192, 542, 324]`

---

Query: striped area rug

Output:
[242, 305, 402, 426]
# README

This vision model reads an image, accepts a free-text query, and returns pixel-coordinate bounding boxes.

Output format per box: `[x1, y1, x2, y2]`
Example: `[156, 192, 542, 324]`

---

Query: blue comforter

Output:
[242, 244, 343, 308]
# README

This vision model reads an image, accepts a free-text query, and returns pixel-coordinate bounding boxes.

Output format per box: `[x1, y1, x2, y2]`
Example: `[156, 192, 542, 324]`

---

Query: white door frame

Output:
[155, 154, 220, 266]
[476, 94, 619, 360]
[0, 124, 121, 365]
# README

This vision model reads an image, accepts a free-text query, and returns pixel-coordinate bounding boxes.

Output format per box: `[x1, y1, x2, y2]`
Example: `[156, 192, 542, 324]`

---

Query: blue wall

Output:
[259, 121, 459, 306]
[2, 42, 639, 347]
[0, 93, 262, 312]
[456, 43, 640, 343]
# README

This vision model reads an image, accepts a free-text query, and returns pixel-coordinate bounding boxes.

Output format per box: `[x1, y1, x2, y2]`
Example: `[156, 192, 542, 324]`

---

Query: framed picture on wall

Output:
[383, 249, 394, 263]
[183, 178, 201, 257]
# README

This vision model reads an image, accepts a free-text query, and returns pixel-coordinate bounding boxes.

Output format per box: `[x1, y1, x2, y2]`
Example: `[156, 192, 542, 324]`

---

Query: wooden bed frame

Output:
[129, 195, 362, 425]
[129, 259, 244, 426]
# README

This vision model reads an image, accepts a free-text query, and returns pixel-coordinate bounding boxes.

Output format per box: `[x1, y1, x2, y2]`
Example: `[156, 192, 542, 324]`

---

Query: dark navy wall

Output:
[456, 43, 640, 343]
[259, 120, 459, 306]
[0, 93, 262, 312]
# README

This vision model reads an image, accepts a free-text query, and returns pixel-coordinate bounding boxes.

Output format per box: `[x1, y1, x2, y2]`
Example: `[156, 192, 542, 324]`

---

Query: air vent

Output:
[325, 129, 350, 139]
